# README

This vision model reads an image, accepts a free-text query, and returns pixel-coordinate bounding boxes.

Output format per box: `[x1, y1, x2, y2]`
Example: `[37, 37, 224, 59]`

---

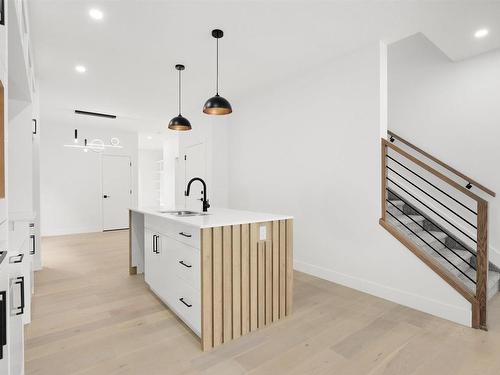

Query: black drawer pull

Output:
[179, 260, 192, 268]
[179, 232, 192, 238]
[14, 277, 25, 316]
[9, 253, 24, 264]
[179, 298, 192, 308]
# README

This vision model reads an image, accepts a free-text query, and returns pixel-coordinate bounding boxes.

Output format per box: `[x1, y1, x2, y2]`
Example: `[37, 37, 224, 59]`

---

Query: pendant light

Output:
[203, 29, 232, 115]
[168, 64, 192, 131]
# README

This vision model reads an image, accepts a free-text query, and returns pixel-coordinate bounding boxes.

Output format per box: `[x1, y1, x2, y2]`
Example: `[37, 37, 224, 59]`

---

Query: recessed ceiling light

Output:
[75, 65, 87, 73]
[474, 28, 489, 39]
[147, 136, 153, 140]
[89, 8, 104, 20]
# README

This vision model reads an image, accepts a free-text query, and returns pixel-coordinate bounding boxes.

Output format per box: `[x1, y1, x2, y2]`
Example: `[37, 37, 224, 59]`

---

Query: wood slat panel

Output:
[250, 223, 258, 332]
[200, 220, 293, 350]
[286, 219, 294, 316]
[279, 220, 286, 319]
[272, 221, 279, 322]
[257, 241, 265, 328]
[232, 225, 242, 339]
[212, 227, 223, 347]
[201, 228, 213, 350]
[223, 226, 233, 342]
[241, 224, 250, 335]
[265, 240, 272, 325]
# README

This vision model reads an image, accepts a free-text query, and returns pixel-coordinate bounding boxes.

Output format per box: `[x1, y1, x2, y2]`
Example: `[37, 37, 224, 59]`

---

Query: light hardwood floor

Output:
[26, 231, 500, 375]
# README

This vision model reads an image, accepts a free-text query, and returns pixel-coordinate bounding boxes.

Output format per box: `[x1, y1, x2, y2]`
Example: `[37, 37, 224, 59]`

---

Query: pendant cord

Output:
[216, 37, 219, 95]
[178, 69, 181, 115]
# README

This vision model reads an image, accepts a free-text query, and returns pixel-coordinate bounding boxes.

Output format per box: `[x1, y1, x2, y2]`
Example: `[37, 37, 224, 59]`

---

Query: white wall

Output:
[138, 149, 162, 208]
[227, 43, 471, 326]
[388, 34, 500, 266]
[40, 116, 138, 236]
[175, 114, 229, 210]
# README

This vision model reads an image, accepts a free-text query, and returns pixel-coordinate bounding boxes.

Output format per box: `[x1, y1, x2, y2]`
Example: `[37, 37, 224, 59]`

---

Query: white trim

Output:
[294, 259, 472, 327]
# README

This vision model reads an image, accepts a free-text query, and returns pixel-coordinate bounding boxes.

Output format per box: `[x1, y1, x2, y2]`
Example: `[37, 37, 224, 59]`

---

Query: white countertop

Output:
[130, 207, 292, 229]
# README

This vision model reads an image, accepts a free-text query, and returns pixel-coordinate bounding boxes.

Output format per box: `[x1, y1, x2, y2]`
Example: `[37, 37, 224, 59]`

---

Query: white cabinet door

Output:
[8, 277, 24, 375]
[144, 229, 154, 287]
[0, 263, 9, 374]
[144, 230, 162, 293]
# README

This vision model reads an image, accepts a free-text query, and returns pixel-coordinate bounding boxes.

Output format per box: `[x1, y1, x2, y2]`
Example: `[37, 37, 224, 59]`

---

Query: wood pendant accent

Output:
[201, 219, 293, 351]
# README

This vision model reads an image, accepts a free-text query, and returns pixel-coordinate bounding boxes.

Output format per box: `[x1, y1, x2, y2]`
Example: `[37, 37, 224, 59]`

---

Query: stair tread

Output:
[409, 231, 447, 244]
[458, 269, 500, 299]
[388, 215, 424, 225]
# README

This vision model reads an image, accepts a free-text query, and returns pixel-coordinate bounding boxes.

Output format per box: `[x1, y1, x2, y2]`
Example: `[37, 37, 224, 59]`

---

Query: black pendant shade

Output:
[203, 29, 232, 115]
[168, 114, 191, 131]
[169, 64, 192, 131]
[203, 94, 232, 115]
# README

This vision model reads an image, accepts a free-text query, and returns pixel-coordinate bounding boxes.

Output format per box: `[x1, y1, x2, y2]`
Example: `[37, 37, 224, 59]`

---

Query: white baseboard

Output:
[41, 226, 102, 237]
[294, 259, 471, 327]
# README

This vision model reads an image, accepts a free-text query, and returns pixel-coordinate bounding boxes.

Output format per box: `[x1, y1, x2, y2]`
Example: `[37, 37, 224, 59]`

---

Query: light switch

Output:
[259, 225, 267, 240]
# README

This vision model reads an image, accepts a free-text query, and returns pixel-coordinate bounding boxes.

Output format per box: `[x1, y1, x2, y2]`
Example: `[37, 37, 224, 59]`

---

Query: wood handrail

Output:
[387, 131, 496, 198]
[381, 138, 488, 330]
[383, 139, 486, 204]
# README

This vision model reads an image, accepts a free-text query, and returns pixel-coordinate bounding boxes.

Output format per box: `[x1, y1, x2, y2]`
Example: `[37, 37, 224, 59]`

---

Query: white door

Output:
[102, 155, 131, 231]
[184, 143, 206, 211]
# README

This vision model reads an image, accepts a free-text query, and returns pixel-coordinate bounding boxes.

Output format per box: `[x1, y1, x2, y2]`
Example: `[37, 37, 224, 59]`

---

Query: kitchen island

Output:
[129, 207, 293, 351]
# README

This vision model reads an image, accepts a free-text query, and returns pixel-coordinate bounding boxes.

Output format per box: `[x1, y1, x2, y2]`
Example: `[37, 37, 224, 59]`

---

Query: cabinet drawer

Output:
[169, 222, 200, 249]
[169, 278, 201, 336]
[171, 241, 200, 291]
[145, 214, 200, 249]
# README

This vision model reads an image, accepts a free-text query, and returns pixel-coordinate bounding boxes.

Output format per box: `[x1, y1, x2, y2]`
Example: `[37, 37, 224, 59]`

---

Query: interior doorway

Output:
[102, 155, 131, 231]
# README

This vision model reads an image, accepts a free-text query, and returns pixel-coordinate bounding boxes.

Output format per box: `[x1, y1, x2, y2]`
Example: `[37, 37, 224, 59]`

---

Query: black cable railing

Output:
[387, 177, 477, 244]
[386, 165, 477, 229]
[386, 198, 476, 269]
[387, 189, 477, 258]
[385, 208, 476, 284]
[386, 154, 477, 215]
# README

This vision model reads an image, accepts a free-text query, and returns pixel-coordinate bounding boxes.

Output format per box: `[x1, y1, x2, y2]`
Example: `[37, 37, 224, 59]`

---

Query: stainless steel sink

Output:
[157, 210, 207, 217]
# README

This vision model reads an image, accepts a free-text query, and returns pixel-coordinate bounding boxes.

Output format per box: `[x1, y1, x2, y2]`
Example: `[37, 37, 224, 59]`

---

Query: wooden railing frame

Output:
[380, 137, 489, 330]
[387, 130, 496, 198]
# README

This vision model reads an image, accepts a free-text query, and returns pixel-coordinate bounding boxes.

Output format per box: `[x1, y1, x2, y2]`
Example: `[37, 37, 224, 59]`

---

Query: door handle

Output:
[179, 298, 192, 308]
[9, 253, 24, 264]
[103, 195, 110, 198]
[152, 235, 157, 254]
[155, 235, 159, 254]
[179, 232, 192, 238]
[179, 260, 192, 268]
[30, 234, 36, 255]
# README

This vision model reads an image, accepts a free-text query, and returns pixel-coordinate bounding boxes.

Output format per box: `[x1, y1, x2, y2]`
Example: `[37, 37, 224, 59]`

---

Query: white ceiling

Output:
[29, 0, 500, 132]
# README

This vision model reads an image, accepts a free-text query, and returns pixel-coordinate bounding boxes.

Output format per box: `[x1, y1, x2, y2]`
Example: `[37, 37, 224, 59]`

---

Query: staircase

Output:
[379, 131, 496, 330]
[386, 189, 500, 299]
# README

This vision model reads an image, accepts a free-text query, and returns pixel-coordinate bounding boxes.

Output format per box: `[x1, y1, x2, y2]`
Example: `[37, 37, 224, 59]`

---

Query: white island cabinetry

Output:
[130, 208, 293, 351]
[144, 215, 201, 335]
